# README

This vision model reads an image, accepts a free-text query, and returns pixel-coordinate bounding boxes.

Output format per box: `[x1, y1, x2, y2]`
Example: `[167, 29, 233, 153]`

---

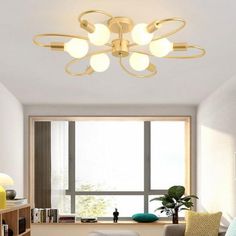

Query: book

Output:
[31, 208, 40, 223]
[6, 198, 27, 207]
[50, 209, 58, 223]
[58, 213, 76, 223]
[2, 224, 8, 236]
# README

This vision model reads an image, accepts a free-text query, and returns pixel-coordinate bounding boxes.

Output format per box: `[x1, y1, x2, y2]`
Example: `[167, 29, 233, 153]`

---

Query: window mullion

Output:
[68, 121, 76, 213]
[144, 121, 151, 213]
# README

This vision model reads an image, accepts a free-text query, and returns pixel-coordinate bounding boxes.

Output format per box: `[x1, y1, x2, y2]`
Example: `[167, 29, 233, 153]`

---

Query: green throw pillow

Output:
[132, 213, 159, 223]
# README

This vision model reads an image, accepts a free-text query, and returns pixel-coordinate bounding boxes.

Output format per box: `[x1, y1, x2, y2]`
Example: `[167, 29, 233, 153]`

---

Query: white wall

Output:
[0, 82, 24, 197]
[197, 74, 236, 226]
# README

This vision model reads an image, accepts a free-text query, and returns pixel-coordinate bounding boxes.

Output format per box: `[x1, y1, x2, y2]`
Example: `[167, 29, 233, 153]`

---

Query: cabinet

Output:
[0, 204, 31, 236]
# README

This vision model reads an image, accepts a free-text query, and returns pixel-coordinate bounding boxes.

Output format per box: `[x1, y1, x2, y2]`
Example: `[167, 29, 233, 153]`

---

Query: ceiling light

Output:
[64, 38, 89, 58]
[131, 23, 154, 45]
[149, 38, 173, 57]
[90, 53, 110, 72]
[88, 24, 110, 46]
[33, 10, 205, 78]
[129, 53, 150, 71]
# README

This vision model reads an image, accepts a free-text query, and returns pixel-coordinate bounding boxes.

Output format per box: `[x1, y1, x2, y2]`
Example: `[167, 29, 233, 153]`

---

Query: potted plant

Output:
[150, 185, 198, 224]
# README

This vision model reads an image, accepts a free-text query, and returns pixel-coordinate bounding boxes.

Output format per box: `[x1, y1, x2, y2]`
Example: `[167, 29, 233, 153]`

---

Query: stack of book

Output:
[6, 198, 27, 207]
[31, 208, 58, 223]
[58, 214, 76, 223]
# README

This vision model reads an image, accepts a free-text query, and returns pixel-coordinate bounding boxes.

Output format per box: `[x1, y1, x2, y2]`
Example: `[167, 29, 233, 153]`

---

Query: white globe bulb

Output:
[90, 53, 110, 72]
[149, 38, 173, 57]
[131, 23, 154, 45]
[129, 52, 150, 71]
[88, 24, 110, 46]
[64, 38, 88, 58]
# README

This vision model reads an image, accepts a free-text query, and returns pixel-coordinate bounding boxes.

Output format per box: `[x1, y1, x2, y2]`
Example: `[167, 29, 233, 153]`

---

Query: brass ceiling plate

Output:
[108, 17, 134, 33]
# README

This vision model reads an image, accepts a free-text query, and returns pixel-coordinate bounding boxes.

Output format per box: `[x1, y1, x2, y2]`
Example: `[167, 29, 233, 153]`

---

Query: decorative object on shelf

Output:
[150, 185, 198, 224]
[6, 189, 16, 200]
[0, 173, 14, 209]
[132, 213, 159, 223]
[113, 208, 119, 223]
[33, 9, 205, 78]
[81, 217, 98, 223]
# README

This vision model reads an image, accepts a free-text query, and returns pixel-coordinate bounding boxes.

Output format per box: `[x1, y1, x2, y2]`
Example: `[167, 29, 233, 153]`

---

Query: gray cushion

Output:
[163, 224, 185, 236]
[163, 224, 226, 236]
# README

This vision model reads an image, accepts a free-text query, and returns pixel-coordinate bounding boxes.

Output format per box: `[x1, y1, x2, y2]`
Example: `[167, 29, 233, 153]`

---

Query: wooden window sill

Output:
[32, 220, 185, 225]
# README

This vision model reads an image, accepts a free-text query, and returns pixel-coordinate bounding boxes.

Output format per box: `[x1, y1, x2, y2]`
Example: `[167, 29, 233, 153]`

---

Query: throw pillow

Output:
[185, 211, 222, 236]
[225, 218, 236, 236]
[132, 213, 159, 223]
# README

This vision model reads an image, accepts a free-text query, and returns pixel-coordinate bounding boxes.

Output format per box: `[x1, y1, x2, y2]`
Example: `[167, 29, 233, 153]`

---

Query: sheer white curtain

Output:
[51, 121, 70, 213]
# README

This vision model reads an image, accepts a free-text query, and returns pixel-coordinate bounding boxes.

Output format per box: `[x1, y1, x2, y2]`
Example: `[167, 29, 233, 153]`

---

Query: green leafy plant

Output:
[150, 185, 198, 224]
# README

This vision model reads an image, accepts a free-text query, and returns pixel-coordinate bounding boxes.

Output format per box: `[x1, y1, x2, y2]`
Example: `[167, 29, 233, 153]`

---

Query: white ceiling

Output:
[0, 0, 236, 105]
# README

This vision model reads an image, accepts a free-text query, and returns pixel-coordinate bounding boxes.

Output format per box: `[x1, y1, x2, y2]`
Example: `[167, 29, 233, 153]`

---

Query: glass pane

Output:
[151, 121, 186, 189]
[75, 121, 144, 191]
[51, 121, 69, 213]
[76, 195, 143, 217]
[52, 195, 71, 214]
[149, 195, 185, 218]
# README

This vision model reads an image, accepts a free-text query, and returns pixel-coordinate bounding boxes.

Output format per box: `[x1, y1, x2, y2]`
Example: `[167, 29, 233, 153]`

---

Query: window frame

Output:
[29, 116, 191, 219]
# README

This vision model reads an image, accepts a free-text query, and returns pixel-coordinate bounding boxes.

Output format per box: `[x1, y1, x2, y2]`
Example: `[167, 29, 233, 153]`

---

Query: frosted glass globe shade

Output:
[0, 173, 14, 187]
[88, 24, 110, 46]
[64, 38, 88, 58]
[90, 53, 110, 72]
[131, 23, 153, 45]
[149, 38, 173, 57]
[129, 53, 150, 71]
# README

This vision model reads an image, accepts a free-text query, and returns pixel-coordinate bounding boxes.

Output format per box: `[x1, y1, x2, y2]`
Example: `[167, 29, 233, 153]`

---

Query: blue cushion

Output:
[226, 218, 236, 236]
[132, 213, 159, 223]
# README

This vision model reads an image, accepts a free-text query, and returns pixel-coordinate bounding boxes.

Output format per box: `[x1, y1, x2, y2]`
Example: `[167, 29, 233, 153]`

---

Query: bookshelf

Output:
[0, 204, 31, 236]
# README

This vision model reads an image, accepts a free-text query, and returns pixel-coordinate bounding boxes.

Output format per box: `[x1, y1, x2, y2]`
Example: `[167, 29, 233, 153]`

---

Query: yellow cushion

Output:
[185, 211, 222, 236]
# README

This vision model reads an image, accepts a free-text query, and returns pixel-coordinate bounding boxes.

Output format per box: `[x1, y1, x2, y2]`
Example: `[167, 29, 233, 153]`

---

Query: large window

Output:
[32, 117, 190, 219]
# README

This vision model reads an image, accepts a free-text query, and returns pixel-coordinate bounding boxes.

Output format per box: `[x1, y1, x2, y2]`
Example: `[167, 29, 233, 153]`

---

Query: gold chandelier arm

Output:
[165, 44, 206, 59]
[152, 18, 186, 41]
[129, 17, 186, 48]
[78, 10, 123, 41]
[119, 56, 157, 78]
[129, 49, 153, 57]
[33, 33, 88, 48]
[65, 49, 112, 77]
[78, 10, 114, 24]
